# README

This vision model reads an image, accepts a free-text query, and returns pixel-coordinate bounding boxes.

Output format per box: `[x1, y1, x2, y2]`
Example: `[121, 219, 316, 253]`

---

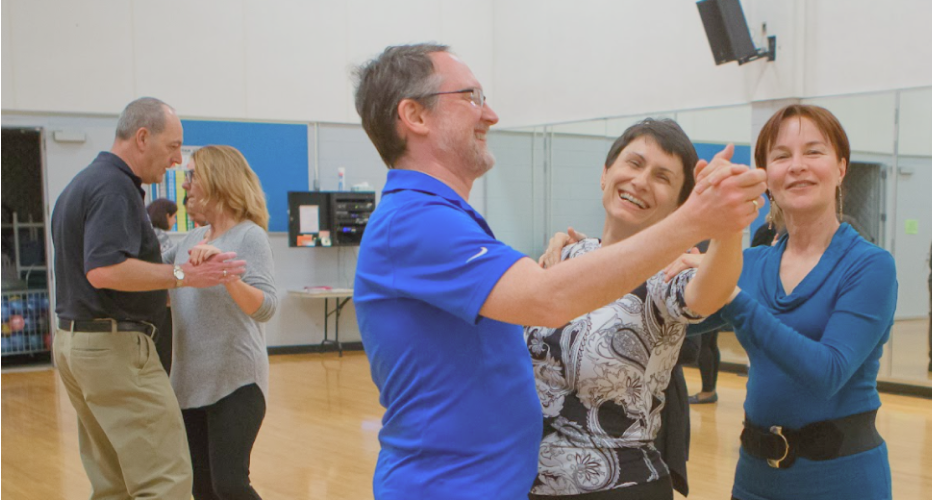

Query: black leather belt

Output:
[59, 319, 158, 339]
[741, 409, 883, 469]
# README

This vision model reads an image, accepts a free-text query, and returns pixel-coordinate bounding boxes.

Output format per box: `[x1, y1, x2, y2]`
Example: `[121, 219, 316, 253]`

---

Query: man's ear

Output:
[134, 127, 151, 152]
[397, 98, 430, 137]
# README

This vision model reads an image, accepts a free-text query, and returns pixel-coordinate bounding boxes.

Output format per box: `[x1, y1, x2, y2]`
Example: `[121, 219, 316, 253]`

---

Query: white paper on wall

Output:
[299, 205, 320, 233]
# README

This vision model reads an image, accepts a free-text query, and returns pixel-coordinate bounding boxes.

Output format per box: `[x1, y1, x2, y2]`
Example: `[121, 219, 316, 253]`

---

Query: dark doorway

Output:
[2, 127, 52, 365]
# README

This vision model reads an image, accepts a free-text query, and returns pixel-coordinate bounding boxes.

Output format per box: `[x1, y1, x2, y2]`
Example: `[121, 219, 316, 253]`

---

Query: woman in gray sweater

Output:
[165, 145, 278, 500]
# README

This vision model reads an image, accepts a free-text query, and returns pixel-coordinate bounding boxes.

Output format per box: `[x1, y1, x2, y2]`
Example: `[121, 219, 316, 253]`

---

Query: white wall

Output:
[4, 1, 930, 128]
[491, 0, 932, 128]
[677, 106, 753, 145]
[899, 88, 932, 157]
[1, 0, 495, 124]
[491, 0, 804, 128]
[804, 93, 898, 155]
[0, 0, 15, 109]
[803, 0, 932, 98]
[2, 1, 136, 114]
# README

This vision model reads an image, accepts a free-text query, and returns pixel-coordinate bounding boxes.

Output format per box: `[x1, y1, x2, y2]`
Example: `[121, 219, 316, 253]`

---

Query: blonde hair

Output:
[191, 145, 270, 230]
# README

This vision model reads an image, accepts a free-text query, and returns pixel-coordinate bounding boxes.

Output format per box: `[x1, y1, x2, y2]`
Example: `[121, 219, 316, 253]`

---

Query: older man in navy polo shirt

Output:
[51, 97, 245, 499]
[352, 44, 767, 500]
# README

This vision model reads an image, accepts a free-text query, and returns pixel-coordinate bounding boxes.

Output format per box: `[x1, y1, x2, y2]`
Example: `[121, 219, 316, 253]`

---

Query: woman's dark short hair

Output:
[353, 43, 449, 168]
[147, 198, 178, 230]
[604, 118, 698, 205]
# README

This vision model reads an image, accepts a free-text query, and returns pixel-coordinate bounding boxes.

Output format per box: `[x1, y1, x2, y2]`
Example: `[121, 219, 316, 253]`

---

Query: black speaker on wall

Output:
[697, 0, 775, 65]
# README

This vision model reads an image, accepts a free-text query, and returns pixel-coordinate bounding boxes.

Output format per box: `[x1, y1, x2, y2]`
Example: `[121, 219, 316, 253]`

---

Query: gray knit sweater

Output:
[164, 221, 278, 409]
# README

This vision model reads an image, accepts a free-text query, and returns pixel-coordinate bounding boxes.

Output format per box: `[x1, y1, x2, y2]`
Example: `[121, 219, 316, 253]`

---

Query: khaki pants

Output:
[54, 326, 193, 500]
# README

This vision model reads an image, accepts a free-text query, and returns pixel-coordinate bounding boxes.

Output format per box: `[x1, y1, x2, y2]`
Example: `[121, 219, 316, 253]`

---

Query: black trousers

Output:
[529, 475, 672, 500]
[698, 330, 720, 392]
[182, 383, 266, 500]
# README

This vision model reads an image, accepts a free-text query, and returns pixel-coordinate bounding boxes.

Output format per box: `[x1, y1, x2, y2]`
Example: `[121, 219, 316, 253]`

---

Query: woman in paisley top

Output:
[526, 119, 758, 500]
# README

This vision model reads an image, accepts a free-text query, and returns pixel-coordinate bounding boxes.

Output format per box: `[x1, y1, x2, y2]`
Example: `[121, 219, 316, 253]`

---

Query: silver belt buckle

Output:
[767, 425, 790, 468]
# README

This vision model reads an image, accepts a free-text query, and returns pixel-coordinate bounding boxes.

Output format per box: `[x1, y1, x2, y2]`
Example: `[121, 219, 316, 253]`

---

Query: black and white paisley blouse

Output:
[524, 238, 703, 496]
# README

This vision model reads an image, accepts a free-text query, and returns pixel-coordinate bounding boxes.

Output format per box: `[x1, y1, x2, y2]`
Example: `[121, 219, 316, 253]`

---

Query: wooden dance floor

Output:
[3, 352, 931, 499]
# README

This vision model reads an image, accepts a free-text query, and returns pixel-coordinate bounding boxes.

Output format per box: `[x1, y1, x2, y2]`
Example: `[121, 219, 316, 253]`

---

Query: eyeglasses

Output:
[184, 170, 194, 184]
[421, 88, 486, 108]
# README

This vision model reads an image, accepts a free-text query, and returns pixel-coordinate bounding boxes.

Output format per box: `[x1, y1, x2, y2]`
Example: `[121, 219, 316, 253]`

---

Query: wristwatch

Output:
[173, 265, 185, 288]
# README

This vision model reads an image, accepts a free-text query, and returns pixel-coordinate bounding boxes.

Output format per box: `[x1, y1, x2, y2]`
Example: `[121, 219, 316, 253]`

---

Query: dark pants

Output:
[698, 330, 720, 393]
[529, 476, 672, 500]
[182, 383, 266, 500]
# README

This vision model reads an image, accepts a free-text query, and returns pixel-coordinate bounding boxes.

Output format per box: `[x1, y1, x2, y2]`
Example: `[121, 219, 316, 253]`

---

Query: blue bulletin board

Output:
[181, 120, 309, 233]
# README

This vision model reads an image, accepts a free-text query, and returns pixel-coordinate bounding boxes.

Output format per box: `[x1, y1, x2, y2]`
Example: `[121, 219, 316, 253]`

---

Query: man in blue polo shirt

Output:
[352, 44, 768, 499]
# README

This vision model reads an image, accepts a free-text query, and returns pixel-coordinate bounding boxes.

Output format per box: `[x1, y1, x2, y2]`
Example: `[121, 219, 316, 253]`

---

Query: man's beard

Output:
[437, 123, 495, 178]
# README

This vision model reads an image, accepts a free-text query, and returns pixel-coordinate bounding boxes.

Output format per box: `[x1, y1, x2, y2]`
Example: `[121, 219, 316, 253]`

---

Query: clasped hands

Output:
[692, 143, 767, 231]
[182, 240, 245, 287]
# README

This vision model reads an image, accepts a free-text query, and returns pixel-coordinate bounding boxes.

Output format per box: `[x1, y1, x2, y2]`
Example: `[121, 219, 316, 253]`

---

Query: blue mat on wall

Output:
[181, 120, 309, 233]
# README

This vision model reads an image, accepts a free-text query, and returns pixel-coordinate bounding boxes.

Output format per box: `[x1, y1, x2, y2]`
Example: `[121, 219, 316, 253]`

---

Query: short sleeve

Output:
[384, 201, 526, 324]
[84, 194, 145, 273]
[646, 269, 704, 324]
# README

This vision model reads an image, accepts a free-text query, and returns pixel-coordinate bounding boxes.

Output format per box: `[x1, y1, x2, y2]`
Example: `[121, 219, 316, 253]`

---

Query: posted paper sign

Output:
[299, 205, 320, 234]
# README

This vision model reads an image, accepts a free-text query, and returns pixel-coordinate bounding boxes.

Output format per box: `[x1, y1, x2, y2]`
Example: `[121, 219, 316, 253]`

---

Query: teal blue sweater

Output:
[721, 223, 896, 500]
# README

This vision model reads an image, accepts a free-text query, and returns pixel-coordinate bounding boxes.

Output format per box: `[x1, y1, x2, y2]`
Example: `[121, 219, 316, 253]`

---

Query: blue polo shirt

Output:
[355, 169, 542, 500]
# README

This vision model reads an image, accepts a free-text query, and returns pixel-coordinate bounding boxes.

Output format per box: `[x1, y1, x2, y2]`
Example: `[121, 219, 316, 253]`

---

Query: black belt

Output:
[741, 409, 883, 469]
[59, 319, 158, 339]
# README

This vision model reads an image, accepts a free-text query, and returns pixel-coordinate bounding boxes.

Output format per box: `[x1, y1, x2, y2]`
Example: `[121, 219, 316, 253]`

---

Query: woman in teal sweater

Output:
[691, 104, 897, 500]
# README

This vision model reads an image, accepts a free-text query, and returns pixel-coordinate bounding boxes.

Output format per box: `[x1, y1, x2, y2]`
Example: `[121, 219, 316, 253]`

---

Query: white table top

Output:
[288, 288, 354, 299]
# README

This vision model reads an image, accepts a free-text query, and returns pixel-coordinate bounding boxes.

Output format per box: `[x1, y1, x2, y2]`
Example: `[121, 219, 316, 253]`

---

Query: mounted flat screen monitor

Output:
[288, 191, 376, 248]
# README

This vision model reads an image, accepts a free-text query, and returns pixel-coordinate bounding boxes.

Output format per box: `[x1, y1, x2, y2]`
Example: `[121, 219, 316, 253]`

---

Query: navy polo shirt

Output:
[51, 152, 166, 322]
[355, 169, 543, 500]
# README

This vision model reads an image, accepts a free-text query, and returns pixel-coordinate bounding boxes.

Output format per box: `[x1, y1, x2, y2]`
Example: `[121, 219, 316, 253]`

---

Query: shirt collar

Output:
[382, 169, 491, 233]
[383, 169, 466, 203]
[99, 151, 146, 198]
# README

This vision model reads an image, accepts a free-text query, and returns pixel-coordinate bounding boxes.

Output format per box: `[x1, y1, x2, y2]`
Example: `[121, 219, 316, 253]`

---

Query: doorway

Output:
[2, 127, 52, 366]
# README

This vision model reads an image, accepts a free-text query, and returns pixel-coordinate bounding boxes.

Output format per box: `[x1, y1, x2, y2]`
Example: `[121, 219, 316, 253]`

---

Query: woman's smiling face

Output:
[766, 116, 847, 218]
[601, 135, 686, 236]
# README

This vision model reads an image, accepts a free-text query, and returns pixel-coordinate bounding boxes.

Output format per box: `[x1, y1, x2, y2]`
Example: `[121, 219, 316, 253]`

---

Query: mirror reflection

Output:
[492, 89, 932, 388]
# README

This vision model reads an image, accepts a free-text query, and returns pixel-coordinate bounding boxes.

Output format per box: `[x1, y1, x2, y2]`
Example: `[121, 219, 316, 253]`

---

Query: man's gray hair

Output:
[353, 43, 449, 168]
[115, 97, 175, 140]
